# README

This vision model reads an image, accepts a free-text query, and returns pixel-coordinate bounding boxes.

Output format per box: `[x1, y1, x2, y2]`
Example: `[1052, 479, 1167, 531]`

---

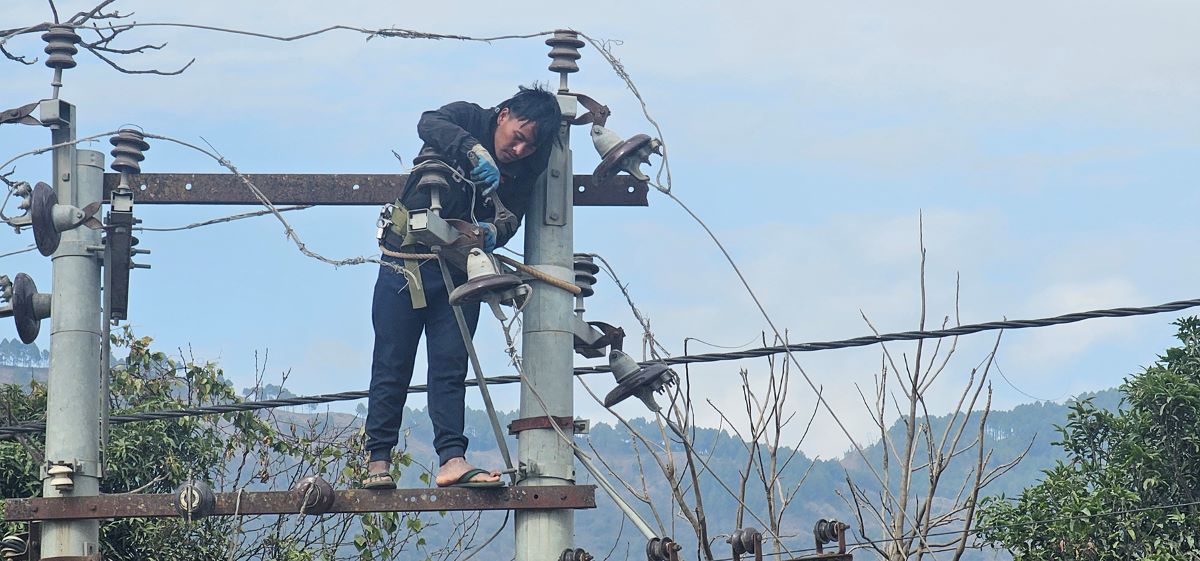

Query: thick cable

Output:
[495, 254, 581, 295]
[1, 295, 1197, 439]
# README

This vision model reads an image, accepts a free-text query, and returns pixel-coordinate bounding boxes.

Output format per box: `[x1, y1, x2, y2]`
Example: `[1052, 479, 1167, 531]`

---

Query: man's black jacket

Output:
[398, 101, 553, 248]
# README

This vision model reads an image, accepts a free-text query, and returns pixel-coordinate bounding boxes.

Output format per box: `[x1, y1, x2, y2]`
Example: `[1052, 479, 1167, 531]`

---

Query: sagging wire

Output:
[456, 511, 510, 561]
[0, 245, 36, 259]
[491, 297, 659, 540]
[0, 129, 123, 220]
[658, 185, 906, 508]
[0, 128, 431, 286]
[573, 373, 798, 561]
[135, 205, 313, 232]
[577, 33, 672, 193]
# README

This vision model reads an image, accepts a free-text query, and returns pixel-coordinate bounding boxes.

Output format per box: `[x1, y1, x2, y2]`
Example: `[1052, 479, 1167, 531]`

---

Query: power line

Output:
[135, 205, 312, 232]
[1, 295, 1196, 440]
[572, 296, 1200, 374]
[0, 375, 523, 440]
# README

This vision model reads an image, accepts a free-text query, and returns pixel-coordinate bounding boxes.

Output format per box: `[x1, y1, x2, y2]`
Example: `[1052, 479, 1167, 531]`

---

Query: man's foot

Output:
[436, 457, 502, 488]
[363, 460, 396, 490]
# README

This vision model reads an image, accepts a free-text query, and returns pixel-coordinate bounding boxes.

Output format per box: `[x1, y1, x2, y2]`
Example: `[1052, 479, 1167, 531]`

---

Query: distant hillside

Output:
[267, 387, 1120, 560]
[0, 333, 1124, 559]
[0, 338, 49, 386]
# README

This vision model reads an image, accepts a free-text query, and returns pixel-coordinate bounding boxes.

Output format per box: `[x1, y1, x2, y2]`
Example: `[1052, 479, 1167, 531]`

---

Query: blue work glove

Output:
[468, 144, 501, 193]
[478, 222, 497, 252]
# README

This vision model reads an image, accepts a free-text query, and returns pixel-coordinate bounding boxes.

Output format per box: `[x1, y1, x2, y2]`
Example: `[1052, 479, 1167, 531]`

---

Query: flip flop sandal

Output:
[362, 471, 396, 490]
[441, 468, 504, 489]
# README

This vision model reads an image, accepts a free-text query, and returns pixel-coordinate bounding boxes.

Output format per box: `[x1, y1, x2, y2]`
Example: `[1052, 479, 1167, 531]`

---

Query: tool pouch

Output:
[378, 201, 428, 309]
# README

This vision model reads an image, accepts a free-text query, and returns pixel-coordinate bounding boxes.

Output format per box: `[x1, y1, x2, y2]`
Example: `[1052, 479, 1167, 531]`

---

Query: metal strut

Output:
[436, 253, 516, 483]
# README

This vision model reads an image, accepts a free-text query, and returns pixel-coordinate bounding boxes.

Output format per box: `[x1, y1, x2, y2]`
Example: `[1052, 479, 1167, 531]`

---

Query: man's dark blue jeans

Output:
[365, 254, 480, 466]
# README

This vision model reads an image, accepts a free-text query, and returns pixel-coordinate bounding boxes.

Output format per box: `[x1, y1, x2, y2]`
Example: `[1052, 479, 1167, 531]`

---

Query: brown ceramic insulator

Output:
[546, 31, 585, 74]
[109, 129, 150, 175]
[41, 26, 81, 70]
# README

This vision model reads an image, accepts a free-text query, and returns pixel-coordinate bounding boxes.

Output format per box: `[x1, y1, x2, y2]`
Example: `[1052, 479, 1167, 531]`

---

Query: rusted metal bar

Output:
[4, 485, 596, 521]
[101, 173, 649, 206]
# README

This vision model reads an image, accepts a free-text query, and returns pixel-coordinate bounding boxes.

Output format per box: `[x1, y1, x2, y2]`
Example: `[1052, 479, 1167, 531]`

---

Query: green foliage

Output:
[977, 318, 1200, 560]
[0, 328, 422, 561]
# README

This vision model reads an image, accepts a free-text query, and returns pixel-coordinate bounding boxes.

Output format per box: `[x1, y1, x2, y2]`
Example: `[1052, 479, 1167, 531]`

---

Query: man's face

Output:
[493, 107, 539, 163]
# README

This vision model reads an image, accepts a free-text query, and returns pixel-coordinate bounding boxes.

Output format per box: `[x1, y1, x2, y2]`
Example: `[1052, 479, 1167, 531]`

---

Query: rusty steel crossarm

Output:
[101, 173, 649, 206]
[4, 485, 596, 521]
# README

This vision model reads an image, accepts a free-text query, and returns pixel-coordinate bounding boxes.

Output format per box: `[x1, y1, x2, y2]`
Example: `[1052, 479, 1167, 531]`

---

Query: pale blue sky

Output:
[2, 1, 1198, 457]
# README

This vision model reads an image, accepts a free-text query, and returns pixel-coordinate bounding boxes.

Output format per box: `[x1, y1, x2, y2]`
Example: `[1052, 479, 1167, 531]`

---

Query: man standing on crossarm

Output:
[364, 85, 562, 489]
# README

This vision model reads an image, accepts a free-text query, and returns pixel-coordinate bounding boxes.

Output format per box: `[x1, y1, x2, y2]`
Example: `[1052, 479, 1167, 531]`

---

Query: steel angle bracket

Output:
[3, 485, 596, 521]
[104, 195, 136, 322]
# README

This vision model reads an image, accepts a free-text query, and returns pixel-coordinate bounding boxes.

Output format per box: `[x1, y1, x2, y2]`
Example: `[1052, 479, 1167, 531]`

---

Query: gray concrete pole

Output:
[41, 99, 104, 557]
[514, 85, 580, 561]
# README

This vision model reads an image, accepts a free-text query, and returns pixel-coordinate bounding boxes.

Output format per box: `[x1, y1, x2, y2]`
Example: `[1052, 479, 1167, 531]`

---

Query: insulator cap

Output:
[546, 30, 584, 74]
[41, 26, 81, 70]
[110, 129, 150, 174]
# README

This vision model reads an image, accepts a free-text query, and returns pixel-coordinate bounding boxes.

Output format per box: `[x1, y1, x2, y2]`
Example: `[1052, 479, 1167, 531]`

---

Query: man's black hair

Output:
[499, 83, 561, 150]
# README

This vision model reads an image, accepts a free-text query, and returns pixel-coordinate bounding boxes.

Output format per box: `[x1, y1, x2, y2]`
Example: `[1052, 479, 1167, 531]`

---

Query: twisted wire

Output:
[1, 296, 1196, 440]
[571, 297, 1200, 374]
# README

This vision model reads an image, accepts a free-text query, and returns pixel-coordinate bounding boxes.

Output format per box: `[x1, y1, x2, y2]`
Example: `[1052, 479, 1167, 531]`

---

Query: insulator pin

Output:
[109, 129, 150, 175]
[41, 26, 81, 70]
[546, 31, 584, 74]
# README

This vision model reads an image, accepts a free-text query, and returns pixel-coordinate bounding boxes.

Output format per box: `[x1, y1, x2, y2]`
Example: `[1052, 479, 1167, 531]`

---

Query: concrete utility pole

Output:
[514, 32, 585, 561]
[41, 99, 105, 559]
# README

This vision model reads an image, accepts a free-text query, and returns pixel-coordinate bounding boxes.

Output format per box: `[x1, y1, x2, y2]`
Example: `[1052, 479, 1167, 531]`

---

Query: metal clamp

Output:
[293, 476, 335, 515]
[814, 518, 849, 555]
[519, 460, 575, 482]
[646, 537, 681, 561]
[560, 548, 594, 561]
[507, 416, 589, 435]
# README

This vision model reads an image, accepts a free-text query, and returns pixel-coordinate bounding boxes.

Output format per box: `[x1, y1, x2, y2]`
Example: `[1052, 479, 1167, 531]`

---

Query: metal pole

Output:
[41, 98, 104, 558]
[515, 33, 582, 560]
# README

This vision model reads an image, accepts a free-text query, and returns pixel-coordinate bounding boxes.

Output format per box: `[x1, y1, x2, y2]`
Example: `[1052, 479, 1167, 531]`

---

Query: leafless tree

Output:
[839, 224, 1029, 561]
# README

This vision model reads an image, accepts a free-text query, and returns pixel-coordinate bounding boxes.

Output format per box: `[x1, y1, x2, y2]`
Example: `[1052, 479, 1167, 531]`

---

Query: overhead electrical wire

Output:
[1, 295, 1195, 440]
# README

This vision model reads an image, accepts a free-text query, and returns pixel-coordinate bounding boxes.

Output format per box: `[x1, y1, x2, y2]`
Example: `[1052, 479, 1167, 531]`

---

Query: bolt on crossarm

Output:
[514, 30, 586, 561]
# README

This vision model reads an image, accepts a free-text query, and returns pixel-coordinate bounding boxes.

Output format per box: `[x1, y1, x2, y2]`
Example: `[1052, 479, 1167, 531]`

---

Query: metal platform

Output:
[4, 485, 595, 521]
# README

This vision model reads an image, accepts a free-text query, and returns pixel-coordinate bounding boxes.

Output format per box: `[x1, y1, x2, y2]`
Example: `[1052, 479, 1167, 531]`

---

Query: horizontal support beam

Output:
[4, 485, 595, 521]
[102, 173, 648, 206]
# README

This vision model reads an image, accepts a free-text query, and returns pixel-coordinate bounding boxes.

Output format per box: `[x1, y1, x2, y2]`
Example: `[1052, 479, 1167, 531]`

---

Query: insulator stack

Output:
[814, 518, 847, 544]
[573, 254, 599, 298]
[41, 26, 81, 70]
[559, 548, 593, 561]
[411, 146, 452, 193]
[0, 534, 27, 558]
[109, 129, 150, 175]
[729, 527, 762, 556]
[546, 31, 584, 75]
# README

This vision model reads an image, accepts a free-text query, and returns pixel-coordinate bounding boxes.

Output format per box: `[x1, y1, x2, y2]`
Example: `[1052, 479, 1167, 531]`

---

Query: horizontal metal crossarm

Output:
[101, 173, 649, 206]
[4, 485, 595, 521]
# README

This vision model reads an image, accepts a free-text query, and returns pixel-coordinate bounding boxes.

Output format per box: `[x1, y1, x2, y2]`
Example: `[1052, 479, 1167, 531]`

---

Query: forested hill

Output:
[344, 387, 1122, 559]
[0, 330, 1123, 559]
